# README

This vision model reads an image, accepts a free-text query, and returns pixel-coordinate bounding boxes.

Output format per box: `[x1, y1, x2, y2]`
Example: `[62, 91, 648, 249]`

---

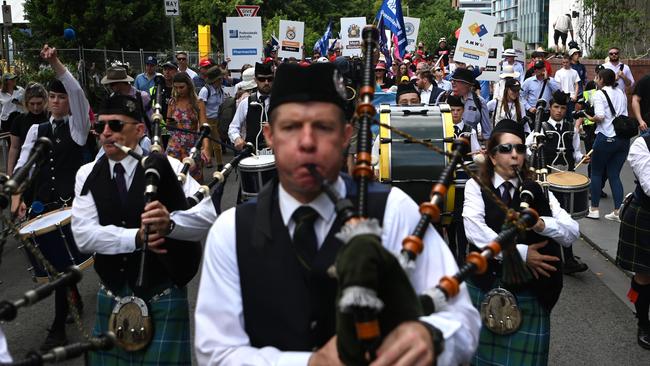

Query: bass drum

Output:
[378, 104, 457, 224]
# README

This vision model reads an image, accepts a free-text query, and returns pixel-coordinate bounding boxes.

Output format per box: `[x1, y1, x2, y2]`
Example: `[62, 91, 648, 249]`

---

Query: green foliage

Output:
[580, 0, 646, 58]
[411, 0, 463, 52]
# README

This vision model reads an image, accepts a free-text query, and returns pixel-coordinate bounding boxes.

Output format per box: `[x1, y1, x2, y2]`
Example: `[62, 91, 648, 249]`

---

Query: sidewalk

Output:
[572, 156, 635, 272]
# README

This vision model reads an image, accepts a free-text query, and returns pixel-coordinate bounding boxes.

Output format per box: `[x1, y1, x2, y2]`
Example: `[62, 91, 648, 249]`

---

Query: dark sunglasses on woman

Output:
[492, 143, 527, 154]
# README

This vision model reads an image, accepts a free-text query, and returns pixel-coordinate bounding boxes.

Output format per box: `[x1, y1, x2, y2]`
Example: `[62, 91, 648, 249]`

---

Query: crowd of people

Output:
[0, 35, 648, 366]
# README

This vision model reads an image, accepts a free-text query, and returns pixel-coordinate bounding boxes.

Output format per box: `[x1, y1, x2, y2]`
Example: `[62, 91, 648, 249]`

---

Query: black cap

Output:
[505, 78, 521, 88]
[255, 62, 274, 77]
[48, 79, 67, 94]
[268, 63, 347, 114]
[99, 95, 143, 122]
[446, 94, 464, 107]
[450, 68, 475, 84]
[550, 90, 569, 106]
[162, 60, 178, 70]
[395, 83, 420, 103]
[534, 60, 546, 69]
[492, 119, 525, 142]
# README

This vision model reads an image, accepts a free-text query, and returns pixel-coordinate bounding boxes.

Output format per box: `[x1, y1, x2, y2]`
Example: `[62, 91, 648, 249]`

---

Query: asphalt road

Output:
[0, 150, 647, 365]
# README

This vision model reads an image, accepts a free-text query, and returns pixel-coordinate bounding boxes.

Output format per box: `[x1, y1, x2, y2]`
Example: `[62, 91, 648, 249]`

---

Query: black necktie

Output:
[53, 119, 64, 133]
[292, 206, 319, 269]
[500, 181, 513, 206]
[113, 163, 128, 206]
[258, 96, 268, 122]
[454, 125, 461, 136]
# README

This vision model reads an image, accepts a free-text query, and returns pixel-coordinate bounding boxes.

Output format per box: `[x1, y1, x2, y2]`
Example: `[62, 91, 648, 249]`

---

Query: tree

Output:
[18, 0, 171, 50]
[414, 0, 463, 52]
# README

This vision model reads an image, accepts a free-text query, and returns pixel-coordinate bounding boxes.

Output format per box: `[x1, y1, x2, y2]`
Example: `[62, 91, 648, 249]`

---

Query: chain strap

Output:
[1, 215, 92, 341]
[375, 121, 529, 232]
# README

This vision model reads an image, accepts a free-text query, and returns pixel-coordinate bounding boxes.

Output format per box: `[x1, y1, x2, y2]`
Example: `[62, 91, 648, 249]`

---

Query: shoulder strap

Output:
[472, 92, 483, 115]
[601, 89, 617, 116]
[643, 136, 650, 151]
[538, 79, 548, 100]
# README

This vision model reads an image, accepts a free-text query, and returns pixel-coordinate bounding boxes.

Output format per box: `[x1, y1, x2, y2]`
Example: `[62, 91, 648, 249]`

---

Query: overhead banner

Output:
[403, 16, 420, 53]
[512, 40, 526, 63]
[340, 17, 366, 57]
[453, 11, 497, 67]
[477, 36, 504, 81]
[278, 20, 304, 59]
[224, 17, 263, 70]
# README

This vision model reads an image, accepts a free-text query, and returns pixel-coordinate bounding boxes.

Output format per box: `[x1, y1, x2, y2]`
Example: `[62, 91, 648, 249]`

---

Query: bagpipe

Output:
[305, 25, 550, 366]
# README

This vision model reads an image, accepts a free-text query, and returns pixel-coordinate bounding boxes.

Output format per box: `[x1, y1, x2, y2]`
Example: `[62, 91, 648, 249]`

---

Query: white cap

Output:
[503, 48, 516, 57]
[317, 56, 330, 63]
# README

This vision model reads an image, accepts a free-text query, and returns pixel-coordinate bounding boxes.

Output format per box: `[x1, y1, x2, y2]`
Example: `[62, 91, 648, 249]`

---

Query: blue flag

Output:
[314, 21, 333, 57]
[377, 19, 392, 69]
[375, 0, 408, 58]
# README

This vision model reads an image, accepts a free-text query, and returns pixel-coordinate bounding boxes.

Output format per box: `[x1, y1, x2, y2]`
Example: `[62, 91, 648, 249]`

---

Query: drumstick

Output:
[546, 165, 564, 172]
[574, 149, 593, 170]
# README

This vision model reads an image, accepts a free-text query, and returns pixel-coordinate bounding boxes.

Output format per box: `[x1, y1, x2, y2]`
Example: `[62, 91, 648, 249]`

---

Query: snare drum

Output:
[18, 207, 93, 283]
[378, 104, 456, 220]
[547, 171, 590, 219]
[239, 154, 277, 199]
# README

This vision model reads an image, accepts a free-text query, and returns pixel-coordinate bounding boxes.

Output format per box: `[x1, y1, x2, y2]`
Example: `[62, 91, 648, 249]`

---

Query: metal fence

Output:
[11, 47, 223, 76]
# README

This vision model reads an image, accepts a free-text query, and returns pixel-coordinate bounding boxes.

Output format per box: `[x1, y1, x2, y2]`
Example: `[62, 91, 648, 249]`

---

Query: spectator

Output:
[584, 68, 630, 221]
[176, 51, 198, 80]
[433, 37, 451, 67]
[375, 61, 393, 90]
[554, 54, 581, 121]
[487, 78, 527, 129]
[631, 73, 650, 136]
[7, 83, 48, 174]
[433, 67, 451, 91]
[199, 66, 230, 169]
[521, 60, 561, 120]
[501, 48, 524, 83]
[602, 47, 635, 96]
[134, 56, 160, 92]
[0, 74, 25, 133]
[569, 48, 587, 95]
[525, 48, 552, 79]
[494, 64, 521, 100]
[552, 13, 574, 54]
[416, 70, 445, 105]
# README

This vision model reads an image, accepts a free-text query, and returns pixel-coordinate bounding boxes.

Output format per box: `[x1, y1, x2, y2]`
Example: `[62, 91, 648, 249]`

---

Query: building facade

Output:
[518, 0, 549, 47]
[492, 0, 519, 38]
[456, 0, 493, 15]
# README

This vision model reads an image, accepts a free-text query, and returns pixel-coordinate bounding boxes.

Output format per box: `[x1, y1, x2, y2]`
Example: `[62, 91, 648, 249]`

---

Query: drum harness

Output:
[542, 120, 574, 167]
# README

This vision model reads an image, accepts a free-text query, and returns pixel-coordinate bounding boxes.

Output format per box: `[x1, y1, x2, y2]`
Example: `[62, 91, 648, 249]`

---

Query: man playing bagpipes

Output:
[194, 62, 480, 365]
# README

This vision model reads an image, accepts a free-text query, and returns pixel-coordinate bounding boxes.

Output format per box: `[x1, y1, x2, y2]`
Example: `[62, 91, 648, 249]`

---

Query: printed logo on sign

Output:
[233, 49, 258, 56]
[286, 26, 296, 40]
[229, 30, 238, 38]
[468, 23, 489, 37]
[405, 22, 414, 36]
[348, 24, 360, 38]
[463, 53, 480, 61]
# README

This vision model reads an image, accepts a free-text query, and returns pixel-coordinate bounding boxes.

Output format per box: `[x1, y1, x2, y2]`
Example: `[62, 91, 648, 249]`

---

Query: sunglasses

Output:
[492, 143, 527, 154]
[176, 57, 187, 61]
[94, 119, 137, 134]
[257, 76, 274, 83]
[609, 52, 618, 56]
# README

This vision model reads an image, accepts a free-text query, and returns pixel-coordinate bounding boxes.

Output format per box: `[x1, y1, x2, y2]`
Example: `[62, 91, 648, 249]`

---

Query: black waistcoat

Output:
[31, 121, 85, 205]
[244, 94, 267, 148]
[542, 120, 575, 169]
[454, 123, 475, 162]
[235, 176, 390, 351]
[81, 157, 175, 294]
[471, 181, 563, 312]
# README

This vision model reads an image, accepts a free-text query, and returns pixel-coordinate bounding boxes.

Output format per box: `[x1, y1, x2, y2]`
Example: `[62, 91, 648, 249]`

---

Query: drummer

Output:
[524, 90, 588, 274]
[525, 90, 584, 171]
[447, 95, 481, 155]
[11, 44, 91, 352]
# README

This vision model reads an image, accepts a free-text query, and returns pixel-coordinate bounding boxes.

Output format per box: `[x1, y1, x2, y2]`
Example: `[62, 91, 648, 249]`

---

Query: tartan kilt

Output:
[617, 200, 650, 273]
[88, 285, 192, 366]
[467, 281, 551, 366]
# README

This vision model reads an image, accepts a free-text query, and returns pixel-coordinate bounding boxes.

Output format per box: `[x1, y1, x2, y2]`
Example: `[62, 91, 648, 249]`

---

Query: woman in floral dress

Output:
[166, 72, 210, 181]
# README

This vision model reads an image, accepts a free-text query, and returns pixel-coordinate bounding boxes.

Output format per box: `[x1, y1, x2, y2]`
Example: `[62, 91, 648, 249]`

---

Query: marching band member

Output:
[617, 135, 650, 350]
[447, 95, 481, 154]
[195, 63, 480, 366]
[463, 120, 579, 365]
[71, 95, 201, 364]
[11, 44, 92, 352]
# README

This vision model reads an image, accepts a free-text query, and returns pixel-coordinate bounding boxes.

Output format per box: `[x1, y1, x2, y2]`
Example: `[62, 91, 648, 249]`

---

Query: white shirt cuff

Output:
[121, 228, 139, 253]
[516, 244, 528, 262]
[276, 351, 312, 366]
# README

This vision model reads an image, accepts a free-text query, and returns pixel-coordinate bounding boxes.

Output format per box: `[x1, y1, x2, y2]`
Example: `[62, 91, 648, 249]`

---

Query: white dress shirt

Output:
[168, 194, 218, 242]
[436, 79, 452, 92]
[525, 117, 583, 163]
[228, 91, 270, 143]
[0, 86, 24, 122]
[14, 70, 90, 173]
[486, 99, 529, 132]
[71, 146, 200, 255]
[592, 86, 628, 138]
[628, 137, 650, 196]
[195, 177, 481, 366]
[463, 174, 580, 261]
[420, 84, 434, 105]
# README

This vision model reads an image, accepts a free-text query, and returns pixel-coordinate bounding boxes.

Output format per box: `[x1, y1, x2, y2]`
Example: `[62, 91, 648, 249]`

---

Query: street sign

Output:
[2, 4, 11, 26]
[235, 5, 260, 17]
[164, 0, 180, 17]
